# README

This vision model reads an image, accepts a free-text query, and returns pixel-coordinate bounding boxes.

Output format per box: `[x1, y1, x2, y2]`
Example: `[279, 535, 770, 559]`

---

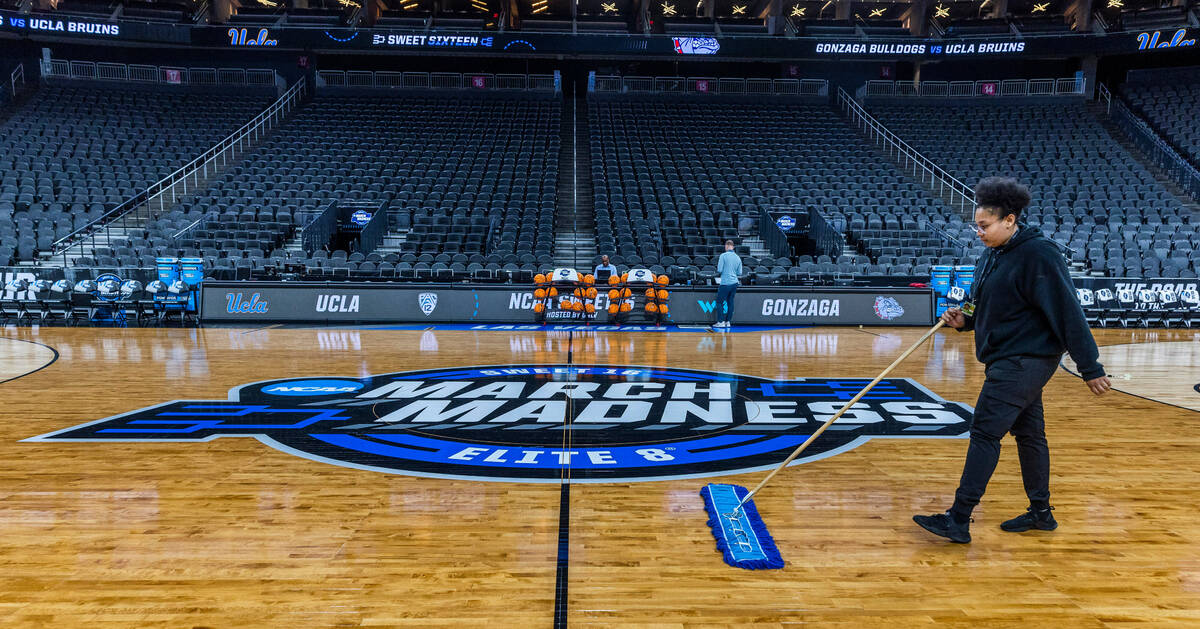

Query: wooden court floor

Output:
[0, 324, 1197, 627]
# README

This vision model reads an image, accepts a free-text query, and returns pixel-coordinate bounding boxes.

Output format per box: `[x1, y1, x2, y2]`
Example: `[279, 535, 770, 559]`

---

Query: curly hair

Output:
[974, 177, 1032, 219]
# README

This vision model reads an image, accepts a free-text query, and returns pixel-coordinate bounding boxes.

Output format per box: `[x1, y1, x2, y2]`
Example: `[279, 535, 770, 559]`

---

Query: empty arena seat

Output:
[168, 93, 560, 273]
[867, 98, 1198, 279]
[587, 95, 965, 280]
[0, 84, 272, 264]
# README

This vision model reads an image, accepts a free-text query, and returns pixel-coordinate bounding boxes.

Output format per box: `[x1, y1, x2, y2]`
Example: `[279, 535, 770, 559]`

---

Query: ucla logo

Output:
[873, 296, 905, 320]
[27, 365, 971, 483]
[418, 292, 438, 316]
[1136, 29, 1196, 51]
[226, 292, 269, 314]
[228, 28, 278, 47]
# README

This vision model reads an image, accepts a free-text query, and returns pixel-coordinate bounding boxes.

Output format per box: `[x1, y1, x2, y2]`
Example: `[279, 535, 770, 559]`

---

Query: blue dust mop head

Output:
[700, 483, 784, 570]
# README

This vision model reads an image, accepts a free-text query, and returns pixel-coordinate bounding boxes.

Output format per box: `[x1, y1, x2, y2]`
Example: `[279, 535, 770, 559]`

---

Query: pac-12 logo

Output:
[418, 292, 438, 316]
[26, 365, 972, 483]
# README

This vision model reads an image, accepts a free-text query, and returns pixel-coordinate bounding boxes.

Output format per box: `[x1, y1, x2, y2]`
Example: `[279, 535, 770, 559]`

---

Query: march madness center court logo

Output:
[27, 365, 973, 483]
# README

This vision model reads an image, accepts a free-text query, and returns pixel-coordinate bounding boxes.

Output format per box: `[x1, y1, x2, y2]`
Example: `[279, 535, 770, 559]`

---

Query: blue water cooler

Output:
[953, 265, 976, 304]
[931, 265, 953, 316]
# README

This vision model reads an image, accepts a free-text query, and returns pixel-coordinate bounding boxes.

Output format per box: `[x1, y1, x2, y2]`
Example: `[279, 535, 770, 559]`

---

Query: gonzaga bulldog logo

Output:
[874, 296, 905, 320]
[27, 365, 971, 483]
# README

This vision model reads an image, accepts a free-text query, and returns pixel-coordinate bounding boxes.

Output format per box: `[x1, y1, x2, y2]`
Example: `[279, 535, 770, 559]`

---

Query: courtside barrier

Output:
[201, 282, 936, 326]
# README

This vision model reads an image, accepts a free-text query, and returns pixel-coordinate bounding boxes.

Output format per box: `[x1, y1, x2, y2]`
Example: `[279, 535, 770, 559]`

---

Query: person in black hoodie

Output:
[913, 177, 1111, 544]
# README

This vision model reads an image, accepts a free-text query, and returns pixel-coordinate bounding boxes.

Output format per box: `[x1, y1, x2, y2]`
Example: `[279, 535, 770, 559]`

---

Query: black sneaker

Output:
[1000, 506, 1058, 532]
[913, 511, 971, 543]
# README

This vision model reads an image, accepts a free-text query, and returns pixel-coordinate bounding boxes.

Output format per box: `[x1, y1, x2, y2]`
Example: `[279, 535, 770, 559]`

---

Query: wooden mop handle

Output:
[732, 320, 947, 513]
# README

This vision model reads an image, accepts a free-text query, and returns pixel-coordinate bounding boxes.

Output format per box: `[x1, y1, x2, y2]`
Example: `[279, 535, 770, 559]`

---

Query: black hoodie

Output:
[960, 224, 1105, 381]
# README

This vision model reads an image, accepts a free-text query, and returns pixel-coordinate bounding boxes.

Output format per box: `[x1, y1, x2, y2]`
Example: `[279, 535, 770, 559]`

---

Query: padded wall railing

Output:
[590, 75, 828, 97]
[357, 208, 387, 255]
[1098, 83, 1200, 200]
[51, 77, 308, 265]
[808, 208, 844, 260]
[861, 77, 1086, 98]
[757, 207, 792, 260]
[316, 70, 561, 93]
[837, 87, 976, 217]
[301, 202, 339, 255]
[42, 59, 278, 89]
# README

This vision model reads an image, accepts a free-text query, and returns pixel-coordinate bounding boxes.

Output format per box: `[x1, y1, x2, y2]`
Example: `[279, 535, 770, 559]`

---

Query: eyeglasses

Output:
[972, 220, 1010, 234]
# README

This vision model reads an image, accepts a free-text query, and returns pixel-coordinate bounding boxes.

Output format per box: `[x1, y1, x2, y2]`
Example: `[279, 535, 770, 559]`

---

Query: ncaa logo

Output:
[27, 365, 972, 483]
[873, 296, 905, 320]
[418, 292, 438, 316]
[262, 379, 365, 396]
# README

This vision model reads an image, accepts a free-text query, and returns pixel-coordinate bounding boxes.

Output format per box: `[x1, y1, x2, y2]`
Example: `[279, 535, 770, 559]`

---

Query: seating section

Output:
[168, 94, 559, 279]
[868, 99, 1198, 279]
[588, 97, 967, 282]
[1121, 81, 1200, 169]
[0, 85, 271, 265]
[10, 82, 1197, 287]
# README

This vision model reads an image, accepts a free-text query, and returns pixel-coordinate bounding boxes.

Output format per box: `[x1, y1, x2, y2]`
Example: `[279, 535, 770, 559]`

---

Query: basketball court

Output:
[1, 324, 1197, 627]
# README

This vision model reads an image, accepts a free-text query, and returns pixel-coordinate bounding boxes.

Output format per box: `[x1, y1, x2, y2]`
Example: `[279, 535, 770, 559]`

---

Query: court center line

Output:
[553, 330, 575, 628]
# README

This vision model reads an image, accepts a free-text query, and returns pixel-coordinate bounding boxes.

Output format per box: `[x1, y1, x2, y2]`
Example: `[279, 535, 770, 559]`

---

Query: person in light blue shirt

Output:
[714, 240, 742, 328]
[593, 255, 618, 282]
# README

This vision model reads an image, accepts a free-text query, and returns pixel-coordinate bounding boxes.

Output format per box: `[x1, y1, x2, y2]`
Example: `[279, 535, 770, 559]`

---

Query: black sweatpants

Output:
[951, 355, 1060, 517]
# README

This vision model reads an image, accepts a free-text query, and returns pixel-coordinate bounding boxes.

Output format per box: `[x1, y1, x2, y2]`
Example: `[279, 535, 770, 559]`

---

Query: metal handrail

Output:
[863, 77, 1086, 98]
[9, 64, 24, 100]
[51, 77, 308, 264]
[42, 58, 276, 87]
[590, 75, 828, 97]
[1102, 84, 1200, 200]
[316, 70, 559, 93]
[836, 87, 976, 217]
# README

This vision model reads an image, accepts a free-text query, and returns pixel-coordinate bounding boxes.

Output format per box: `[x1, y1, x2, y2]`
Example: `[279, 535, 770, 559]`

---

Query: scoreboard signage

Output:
[3, 11, 1199, 61]
[2, 12, 121, 38]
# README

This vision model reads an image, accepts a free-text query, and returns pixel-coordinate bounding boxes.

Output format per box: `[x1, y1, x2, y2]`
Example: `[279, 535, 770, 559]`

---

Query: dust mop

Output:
[702, 302, 961, 569]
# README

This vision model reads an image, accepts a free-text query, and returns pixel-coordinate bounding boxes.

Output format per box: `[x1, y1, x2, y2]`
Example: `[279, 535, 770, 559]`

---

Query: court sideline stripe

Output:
[1058, 358, 1196, 414]
[0, 337, 60, 385]
[553, 330, 575, 628]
